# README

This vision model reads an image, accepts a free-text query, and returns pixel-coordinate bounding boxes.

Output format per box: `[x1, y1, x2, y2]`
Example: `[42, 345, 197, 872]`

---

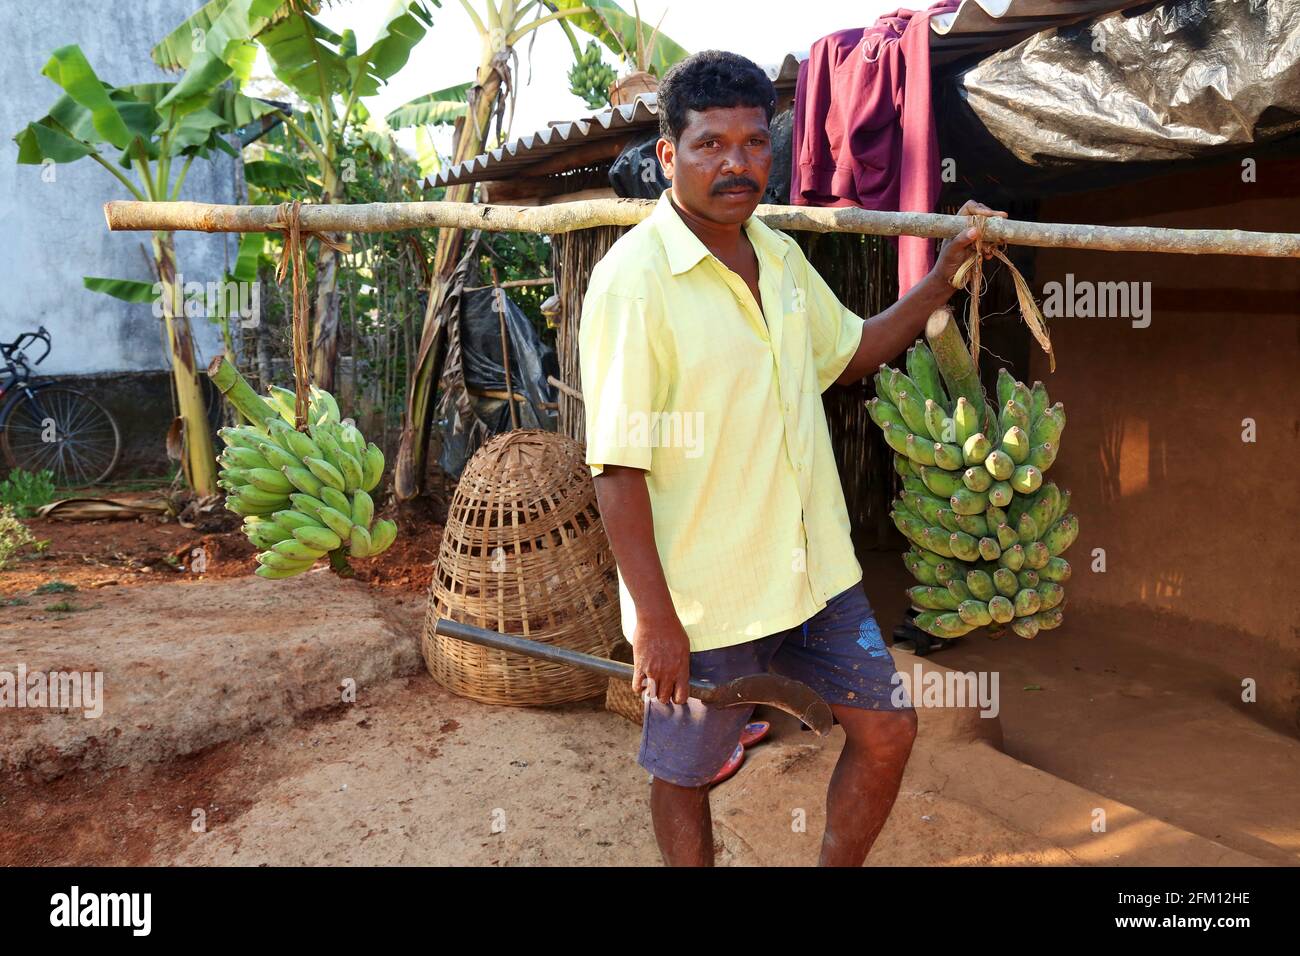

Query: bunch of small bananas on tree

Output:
[868, 337, 1079, 640]
[208, 358, 396, 580]
[568, 39, 617, 110]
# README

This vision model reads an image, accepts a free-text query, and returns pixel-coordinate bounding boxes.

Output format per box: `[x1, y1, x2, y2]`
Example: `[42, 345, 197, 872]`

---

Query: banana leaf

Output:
[549, 0, 688, 77]
[344, 1, 435, 98]
[359, 125, 394, 161]
[245, 157, 306, 188]
[231, 232, 266, 283]
[154, 0, 282, 115]
[258, 11, 349, 103]
[385, 82, 470, 129]
[151, 0, 246, 72]
[82, 277, 157, 303]
[13, 119, 94, 164]
[39, 46, 132, 149]
[414, 125, 443, 179]
[167, 107, 228, 152]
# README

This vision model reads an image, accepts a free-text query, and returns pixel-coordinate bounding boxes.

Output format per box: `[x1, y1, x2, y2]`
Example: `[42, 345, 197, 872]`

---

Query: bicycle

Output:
[0, 325, 122, 487]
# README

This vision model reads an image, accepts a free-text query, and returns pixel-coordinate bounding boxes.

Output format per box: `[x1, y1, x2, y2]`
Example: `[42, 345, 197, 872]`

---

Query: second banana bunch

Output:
[217, 385, 396, 579]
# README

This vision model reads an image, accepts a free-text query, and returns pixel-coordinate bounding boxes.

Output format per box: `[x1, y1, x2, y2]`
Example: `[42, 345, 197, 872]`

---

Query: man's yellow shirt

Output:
[579, 188, 866, 652]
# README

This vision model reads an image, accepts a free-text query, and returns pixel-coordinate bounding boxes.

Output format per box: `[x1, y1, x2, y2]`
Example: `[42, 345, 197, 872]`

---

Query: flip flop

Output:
[739, 720, 771, 748]
[708, 743, 745, 787]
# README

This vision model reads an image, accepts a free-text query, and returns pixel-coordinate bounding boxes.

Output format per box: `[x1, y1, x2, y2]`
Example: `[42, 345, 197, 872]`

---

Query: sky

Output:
[292, 0, 905, 167]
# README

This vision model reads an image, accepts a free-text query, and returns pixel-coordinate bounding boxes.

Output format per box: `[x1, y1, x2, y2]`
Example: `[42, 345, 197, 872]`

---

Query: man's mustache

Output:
[712, 176, 760, 194]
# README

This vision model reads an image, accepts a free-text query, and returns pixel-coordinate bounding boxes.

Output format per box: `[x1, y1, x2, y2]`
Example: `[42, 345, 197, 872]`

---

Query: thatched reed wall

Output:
[551, 225, 629, 445]
[797, 232, 899, 549]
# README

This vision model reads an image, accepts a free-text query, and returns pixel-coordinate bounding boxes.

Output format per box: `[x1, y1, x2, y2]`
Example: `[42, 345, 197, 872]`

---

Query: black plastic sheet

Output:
[435, 285, 558, 478]
[608, 131, 670, 198]
[606, 108, 793, 203]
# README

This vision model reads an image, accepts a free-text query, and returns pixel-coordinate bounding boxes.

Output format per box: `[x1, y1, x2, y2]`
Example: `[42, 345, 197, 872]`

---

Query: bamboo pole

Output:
[490, 268, 519, 430]
[105, 198, 1300, 258]
[547, 375, 583, 403]
[464, 276, 556, 291]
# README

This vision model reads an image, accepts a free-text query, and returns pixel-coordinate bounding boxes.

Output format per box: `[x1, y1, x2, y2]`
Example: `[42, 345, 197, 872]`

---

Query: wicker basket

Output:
[423, 429, 622, 706]
[604, 637, 644, 725]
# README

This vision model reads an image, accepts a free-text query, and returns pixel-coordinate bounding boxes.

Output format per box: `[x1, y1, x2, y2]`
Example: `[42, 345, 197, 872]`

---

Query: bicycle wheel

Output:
[1, 385, 122, 487]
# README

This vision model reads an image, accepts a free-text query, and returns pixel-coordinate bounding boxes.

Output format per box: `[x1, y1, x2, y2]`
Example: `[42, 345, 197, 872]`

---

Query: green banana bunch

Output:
[870, 340, 1079, 640]
[217, 383, 397, 580]
[568, 40, 617, 110]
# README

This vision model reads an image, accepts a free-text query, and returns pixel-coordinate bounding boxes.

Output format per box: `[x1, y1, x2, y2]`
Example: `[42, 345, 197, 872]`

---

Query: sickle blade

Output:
[701, 673, 835, 736]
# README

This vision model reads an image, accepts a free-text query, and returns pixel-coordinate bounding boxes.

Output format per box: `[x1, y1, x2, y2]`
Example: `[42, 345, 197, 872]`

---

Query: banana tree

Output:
[388, 0, 687, 499]
[151, 0, 437, 394]
[13, 45, 277, 495]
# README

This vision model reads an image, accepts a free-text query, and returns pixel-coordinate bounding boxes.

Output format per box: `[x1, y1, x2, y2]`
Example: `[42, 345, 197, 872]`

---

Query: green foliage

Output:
[14, 38, 278, 389]
[14, 44, 276, 180]
[384, 82, 470, 129]
[0, 505, 36, 571]
[82, 277, 157, 303]
[0, 468, 56, 517]
[34, 581, 77, 594]
[476, 232, 554, 338]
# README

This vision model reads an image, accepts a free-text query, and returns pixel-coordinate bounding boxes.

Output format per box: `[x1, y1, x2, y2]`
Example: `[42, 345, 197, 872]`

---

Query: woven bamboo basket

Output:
[604, 637, 644, 725]
[423, 429, 622, 706]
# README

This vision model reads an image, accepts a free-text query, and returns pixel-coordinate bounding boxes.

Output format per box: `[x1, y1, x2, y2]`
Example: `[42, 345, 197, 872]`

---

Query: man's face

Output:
[656, 105, 772, 226]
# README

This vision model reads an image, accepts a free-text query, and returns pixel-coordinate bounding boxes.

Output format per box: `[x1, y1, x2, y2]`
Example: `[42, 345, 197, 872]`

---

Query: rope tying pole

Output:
[271, 200, 351, 430]
[950, 216, 1056, 372]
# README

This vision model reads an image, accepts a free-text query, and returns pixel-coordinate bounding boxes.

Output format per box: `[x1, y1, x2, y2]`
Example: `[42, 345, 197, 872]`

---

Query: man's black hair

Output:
[657, 50, 776, 144]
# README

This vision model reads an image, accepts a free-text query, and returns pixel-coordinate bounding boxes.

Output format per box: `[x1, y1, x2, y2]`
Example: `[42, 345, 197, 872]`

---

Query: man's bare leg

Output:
[819, 707, 918, 867]
[650, 776, 714, 866]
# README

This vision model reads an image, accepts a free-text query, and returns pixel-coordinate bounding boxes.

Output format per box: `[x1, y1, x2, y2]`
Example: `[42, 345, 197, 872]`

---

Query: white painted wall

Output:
[0, 0, 238, 375]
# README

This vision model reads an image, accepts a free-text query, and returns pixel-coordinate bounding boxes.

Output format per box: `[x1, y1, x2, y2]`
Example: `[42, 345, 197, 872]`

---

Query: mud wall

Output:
[1030, 156, 1300, 733]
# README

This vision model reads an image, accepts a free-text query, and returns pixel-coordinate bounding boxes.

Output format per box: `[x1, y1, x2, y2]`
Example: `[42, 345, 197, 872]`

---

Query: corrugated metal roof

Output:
[433, 1, 1141, 187]
[431, 54, 803, 189]
[431, 93, 660, 188]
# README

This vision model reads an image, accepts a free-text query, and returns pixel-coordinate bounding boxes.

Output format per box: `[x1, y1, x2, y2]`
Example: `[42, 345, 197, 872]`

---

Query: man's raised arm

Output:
[835, 200, 1008, 386]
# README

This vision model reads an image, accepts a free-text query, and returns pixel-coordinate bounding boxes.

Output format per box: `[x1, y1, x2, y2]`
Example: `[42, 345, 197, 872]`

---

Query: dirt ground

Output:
[1, 501, 1296, 865]
[927, 599, 1300, 865]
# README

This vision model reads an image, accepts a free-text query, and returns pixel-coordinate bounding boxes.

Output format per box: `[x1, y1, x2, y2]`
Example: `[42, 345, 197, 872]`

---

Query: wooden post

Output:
[490, 268, 519, 430]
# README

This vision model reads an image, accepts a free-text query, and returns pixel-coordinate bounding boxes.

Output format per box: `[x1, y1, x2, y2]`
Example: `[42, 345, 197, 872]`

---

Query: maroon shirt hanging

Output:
[791, 1, 960, 295]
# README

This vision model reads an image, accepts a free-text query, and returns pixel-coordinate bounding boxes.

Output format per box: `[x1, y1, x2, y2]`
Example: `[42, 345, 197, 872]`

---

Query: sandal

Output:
[708, 743, 745, 787]
[739, 719, 771, 748]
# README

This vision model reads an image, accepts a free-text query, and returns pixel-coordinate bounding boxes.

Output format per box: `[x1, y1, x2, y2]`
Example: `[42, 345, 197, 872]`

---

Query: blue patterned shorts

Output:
[638, 581, 914, 787]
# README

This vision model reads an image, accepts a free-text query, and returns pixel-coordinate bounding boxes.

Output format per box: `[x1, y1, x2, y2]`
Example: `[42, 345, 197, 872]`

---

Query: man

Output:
[578, 50, 1005, 867]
